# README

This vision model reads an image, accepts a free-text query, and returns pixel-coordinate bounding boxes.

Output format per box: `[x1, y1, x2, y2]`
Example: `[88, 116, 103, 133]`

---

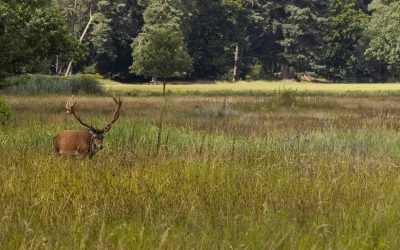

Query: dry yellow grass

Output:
[100, 79, 400, 94]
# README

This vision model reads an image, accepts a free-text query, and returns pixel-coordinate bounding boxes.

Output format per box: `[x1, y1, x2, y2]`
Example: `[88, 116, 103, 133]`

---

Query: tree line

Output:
[1, 0, 400, 82]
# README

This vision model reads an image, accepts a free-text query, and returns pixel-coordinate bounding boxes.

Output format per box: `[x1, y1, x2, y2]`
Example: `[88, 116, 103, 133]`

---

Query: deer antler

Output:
[65, 97, 96, 131]
[100, 92, 123, 133]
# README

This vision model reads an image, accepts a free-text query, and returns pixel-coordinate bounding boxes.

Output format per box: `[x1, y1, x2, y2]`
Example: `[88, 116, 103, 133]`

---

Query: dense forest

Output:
[1, 0, 400, 82]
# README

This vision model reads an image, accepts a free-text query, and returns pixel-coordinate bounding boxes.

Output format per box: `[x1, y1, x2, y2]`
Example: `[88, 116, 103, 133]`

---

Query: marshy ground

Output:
[2, 94, 400, 248]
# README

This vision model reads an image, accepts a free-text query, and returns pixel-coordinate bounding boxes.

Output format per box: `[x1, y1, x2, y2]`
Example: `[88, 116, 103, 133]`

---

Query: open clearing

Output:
[101, 79, 400, 95]
[2, 94, 400, 248]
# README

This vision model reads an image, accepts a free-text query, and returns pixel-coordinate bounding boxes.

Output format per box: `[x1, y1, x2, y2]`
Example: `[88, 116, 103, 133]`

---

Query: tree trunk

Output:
[232, 43, 242, 82]
[71, 0, 78, 34]
[281, 63, 294, 79]
[162, 78, 166, 96]
[55, 55, 60, 74]
[65, 8, 94, 76]
[65, 61, 74, 76]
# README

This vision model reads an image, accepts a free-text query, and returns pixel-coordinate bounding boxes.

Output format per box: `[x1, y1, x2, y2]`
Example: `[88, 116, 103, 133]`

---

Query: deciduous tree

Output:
[131, 26, 192, 96]
[0, 1, 78, 79]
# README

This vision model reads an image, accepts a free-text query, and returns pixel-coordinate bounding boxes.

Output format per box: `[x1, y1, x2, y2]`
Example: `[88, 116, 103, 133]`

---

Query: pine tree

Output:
[324, 0, 368, 80]
[187, 0, 234, 79]
[277, 0, 329, 78]
[91, 0, 143, 79]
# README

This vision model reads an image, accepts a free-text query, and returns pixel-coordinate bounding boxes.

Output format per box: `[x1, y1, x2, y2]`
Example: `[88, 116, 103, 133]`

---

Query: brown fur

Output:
[54, 93, 121, 158]
[53, 130, 94, 158]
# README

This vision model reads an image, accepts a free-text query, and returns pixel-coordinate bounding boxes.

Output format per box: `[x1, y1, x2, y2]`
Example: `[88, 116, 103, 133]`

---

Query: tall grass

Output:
[0, 75, 104, 95]
[0, 96, 12, 124]
[2, 95, 400, 248]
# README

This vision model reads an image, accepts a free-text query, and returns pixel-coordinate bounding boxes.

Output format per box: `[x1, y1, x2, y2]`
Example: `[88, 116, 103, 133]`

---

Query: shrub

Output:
[0, 74, 104, 95]
[0, 74, 32, 89]
[245, 60, 267, 80]
[83, 65, 97, 75]
[220, 69, 234, 81]
[0, 97, 12, 124]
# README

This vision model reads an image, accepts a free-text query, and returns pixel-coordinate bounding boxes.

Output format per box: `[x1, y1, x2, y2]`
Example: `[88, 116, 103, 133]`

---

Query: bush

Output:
[0, 74, 104, 95]
[220, 69, 234, 81]
[245, 60, 267, 80]
[0, 74, 32, 89]
[0, 97, 12, 124]
[83, 65, 97, 75]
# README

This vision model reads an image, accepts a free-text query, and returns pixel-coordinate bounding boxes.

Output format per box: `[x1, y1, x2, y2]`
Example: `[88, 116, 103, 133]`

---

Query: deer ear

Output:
[89, 130, 96, 135]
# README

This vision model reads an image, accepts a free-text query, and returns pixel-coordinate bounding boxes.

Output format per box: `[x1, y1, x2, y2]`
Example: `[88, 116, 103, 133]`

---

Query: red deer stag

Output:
[53, 93, 122, 158]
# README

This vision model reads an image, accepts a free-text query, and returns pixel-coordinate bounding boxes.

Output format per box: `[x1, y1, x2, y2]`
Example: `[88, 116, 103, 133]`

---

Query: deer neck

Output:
[89, 132, 97, 154]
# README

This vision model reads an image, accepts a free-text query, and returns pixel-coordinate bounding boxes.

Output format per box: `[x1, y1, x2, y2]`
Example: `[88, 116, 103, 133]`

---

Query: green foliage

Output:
[0, 75, 104, 95]
[92, 13, 116, 61]
[4, 0, 400, 82]
[0, 2, 79, 79]
[0, 74, 32, 89]
[278, 1, 329, 76]
[0, 97, 12, 124]
[365, 1, 400, 74]
[140, 0, 195, 35]
[221, 0, 246, 10]
[324, 0, 368, 80]
[187, 0, 233, 79]
[143, 0, 183, 30]
[246, 60, 267, 80]
[131, 25, 193, 94]
[90, 0, 144, 79]
[133, 0, 194, 83]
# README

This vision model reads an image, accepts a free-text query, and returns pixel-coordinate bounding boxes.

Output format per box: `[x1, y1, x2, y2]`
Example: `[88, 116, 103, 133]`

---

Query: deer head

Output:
[54, 92, 123, 158]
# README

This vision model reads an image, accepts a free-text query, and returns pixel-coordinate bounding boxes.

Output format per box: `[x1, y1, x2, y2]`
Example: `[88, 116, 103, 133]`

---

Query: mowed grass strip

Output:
[2, 95, 400, 248]
[101, 79, 400, 95]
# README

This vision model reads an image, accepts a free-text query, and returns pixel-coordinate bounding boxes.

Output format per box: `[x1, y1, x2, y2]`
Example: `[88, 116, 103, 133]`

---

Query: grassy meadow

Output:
[3, 90, 400, 248]
[102, 78, 400, 96]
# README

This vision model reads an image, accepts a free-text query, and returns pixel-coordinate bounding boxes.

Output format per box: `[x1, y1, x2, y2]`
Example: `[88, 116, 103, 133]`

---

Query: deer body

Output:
[53, 93, 122, 158]
[53, 130, 103, 158]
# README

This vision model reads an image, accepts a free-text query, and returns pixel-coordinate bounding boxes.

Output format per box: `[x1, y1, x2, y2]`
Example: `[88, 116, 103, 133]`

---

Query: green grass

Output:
[1, 75, 104, 95]
[2, 95, 400, 248]
[101, 79, 400, 96]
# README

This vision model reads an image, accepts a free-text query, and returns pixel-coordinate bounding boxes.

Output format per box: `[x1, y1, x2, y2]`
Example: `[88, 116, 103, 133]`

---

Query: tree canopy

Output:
[5, 0, 400, 82]
[131, 1, 193, 95]
[364, 0, 400, 76]
[0, 1, 78, 79]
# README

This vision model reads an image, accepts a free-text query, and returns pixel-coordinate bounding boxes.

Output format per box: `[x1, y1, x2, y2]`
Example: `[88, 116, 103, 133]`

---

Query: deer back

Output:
[53, 130, 93, 156]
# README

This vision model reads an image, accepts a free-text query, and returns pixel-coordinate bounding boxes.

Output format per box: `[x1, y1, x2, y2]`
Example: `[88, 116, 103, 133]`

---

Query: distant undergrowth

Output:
[0, 75, 104, 95]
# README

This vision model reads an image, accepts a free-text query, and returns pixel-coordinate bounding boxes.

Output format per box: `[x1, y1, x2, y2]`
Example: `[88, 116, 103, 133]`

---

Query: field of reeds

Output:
[2, 92, 400, 249]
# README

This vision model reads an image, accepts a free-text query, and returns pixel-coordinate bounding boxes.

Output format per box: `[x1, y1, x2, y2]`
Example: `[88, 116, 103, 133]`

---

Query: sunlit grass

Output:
[2, 95, 400, 248]
[101, 78, 400, 95]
